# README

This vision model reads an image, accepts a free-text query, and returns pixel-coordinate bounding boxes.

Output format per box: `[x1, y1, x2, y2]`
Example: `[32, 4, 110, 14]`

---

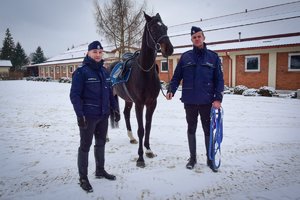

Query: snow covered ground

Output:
[0, 80, 300, 200]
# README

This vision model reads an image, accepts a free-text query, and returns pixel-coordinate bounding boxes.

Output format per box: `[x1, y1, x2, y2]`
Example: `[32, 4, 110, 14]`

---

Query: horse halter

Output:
[137, 20, 169, 72]
[146, 21, 169, 51]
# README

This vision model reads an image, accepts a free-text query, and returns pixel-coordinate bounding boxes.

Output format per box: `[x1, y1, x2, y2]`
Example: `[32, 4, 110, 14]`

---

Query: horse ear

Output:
[144, 11, 152, 22]
[156, 13, 162, 21]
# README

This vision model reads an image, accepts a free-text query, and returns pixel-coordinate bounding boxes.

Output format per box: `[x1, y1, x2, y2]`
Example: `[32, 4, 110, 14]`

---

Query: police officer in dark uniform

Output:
[166, 26, 224, 172]
[70, 41, 120, 192]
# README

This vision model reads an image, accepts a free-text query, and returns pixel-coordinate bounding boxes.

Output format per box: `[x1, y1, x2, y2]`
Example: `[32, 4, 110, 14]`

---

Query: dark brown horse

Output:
[109, 12, 173, 167]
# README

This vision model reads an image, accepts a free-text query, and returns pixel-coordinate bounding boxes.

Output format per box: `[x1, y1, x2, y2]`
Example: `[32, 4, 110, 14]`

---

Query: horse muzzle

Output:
[159, 37, 174, 57]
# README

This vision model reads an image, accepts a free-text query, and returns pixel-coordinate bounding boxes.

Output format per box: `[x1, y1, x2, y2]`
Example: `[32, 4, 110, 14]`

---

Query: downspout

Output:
[226, 52, 232, 87]
[53, 66, 56, 80]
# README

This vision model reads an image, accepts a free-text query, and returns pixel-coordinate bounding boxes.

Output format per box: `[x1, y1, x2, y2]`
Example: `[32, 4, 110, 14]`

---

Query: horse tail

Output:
[110, 94, 120, 129]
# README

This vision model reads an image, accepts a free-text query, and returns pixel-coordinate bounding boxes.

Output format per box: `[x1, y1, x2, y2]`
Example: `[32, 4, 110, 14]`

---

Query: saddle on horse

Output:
[111, 51, 140, 86]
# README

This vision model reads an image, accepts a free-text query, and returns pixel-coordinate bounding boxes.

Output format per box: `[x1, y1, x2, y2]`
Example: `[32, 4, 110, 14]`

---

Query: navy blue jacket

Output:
[169, 44, 224, 105]
[70, 56, 117, 118]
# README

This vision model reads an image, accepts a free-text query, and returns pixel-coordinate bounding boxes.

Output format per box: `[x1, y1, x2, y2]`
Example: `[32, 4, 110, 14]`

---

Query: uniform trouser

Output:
[78, 116, 108, 178]
[184, 104, 211, 160]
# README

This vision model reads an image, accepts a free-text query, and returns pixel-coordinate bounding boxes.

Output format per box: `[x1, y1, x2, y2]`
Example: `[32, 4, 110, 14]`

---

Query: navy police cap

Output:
[88, 41, 103, 51]
[191, 26, 202, 35]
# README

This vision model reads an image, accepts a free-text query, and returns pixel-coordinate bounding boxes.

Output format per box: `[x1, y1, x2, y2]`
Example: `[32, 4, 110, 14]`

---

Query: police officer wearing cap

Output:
[70, 41, 120, 192]
[166, 26, 224, 172]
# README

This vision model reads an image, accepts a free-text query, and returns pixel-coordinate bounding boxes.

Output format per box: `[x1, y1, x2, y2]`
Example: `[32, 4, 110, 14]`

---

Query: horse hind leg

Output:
[124, 101, 137, 144]
[144, 100, 157, 158]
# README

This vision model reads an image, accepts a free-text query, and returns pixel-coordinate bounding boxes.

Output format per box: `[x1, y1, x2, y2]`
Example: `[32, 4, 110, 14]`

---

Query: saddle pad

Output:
[110, 62, 131, 86]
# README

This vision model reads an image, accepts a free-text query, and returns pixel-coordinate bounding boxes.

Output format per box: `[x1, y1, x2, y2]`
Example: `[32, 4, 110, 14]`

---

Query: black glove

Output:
[77, 116, 87, 128]
[113, 110, 120, 122]
[166, 83, 172, 93]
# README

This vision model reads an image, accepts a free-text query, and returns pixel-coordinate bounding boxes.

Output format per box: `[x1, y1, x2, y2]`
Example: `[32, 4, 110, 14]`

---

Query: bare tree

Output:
[94, 0, 147, 57]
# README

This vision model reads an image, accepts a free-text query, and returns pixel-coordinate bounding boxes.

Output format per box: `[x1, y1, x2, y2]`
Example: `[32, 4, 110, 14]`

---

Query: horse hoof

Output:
[130, 139, 138, 144]
[145, 149, 156, 158]
[136, 161, 145, 168]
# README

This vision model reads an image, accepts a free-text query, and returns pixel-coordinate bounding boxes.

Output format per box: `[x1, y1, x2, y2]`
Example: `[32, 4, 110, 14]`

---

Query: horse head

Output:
[144, 12, 174, 57]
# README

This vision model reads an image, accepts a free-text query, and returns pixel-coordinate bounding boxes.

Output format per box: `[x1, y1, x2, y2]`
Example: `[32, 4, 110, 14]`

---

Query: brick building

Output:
[31, 33, 300, 90]
[29, 43, 117, 80]
[28, 2, 300, 90]
[157, 33, 300, 90]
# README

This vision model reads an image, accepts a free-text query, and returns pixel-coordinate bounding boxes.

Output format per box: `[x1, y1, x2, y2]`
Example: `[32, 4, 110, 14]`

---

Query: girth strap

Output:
[122, 82, 134, 102]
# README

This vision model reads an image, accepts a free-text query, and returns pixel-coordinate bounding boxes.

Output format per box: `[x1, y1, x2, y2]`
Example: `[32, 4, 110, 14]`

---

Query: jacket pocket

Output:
[182, 63, 196, 89]
[83, 104, 101, 115]
[201, 62, 215, 82]
[85, 79, 101, 91]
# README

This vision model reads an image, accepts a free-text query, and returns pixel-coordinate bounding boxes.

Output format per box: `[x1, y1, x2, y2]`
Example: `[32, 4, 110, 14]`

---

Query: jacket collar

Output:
[83, 55, 104, 70]
[192, 42, 207, 55]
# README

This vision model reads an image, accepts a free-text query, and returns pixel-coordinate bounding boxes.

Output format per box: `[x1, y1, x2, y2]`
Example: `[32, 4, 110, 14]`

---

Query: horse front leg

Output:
[123, 101, 138, 144]
[135, 104, 145, 168]
[145, 100, 157, 158]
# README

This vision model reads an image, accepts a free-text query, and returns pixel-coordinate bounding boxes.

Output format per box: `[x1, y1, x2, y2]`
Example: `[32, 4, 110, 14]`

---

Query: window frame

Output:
[288, 53, 300, 71]
[245, 55, 260, 72]
[69, 65, 73, 73]
[160, 59, 168, 72]
[56, 66, 60, 74]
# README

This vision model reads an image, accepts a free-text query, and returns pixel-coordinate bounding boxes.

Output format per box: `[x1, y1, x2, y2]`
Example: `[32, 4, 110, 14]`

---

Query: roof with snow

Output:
[0, 60, 12, 67]
[31, 43, 118, 66]
[32, 1, 300, 66]
[167, 1, 300, 50]
[172, 34, 300, 54]
[209, 35, 300, 51]
[46, 43, 117, 62]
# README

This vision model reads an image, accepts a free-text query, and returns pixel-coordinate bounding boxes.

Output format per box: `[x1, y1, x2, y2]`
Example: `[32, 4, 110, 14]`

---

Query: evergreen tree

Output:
[31, 46, 46, 64]
[12, 42, 29, 71]
[0, 28, 15, 60]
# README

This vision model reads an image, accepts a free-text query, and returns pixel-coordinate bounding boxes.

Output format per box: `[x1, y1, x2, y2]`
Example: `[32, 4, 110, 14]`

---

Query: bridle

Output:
[137, 20, 169, 72]
[146, 22, 169, 51]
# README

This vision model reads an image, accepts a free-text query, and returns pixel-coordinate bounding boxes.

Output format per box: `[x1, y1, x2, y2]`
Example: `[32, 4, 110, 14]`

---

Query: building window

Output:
[161, 60, 168, 72]
[245, 55, 260, 72]
[50, 67, 54, 73]
[69, 65, 73, 73]
[288, 53, 300, 71]
[56, 66, 60, 73]
[63, 66, 66, 73]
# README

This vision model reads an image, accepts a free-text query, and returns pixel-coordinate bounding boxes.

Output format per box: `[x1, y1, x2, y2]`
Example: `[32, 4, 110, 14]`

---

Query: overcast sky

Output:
[0, 0, 297, 58]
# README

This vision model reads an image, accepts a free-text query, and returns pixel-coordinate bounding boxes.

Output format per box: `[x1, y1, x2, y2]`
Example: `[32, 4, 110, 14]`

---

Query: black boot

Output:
[78, 147, 89, 181]
[79, 177, 93, 193]
[186, 133, 197, 169]
[205, 135, 218, 172]
[186, 157, 197, 169]
[94, 146, 116, 180]
[207, 158, 218, 173]
[95, 168, 116, 180]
